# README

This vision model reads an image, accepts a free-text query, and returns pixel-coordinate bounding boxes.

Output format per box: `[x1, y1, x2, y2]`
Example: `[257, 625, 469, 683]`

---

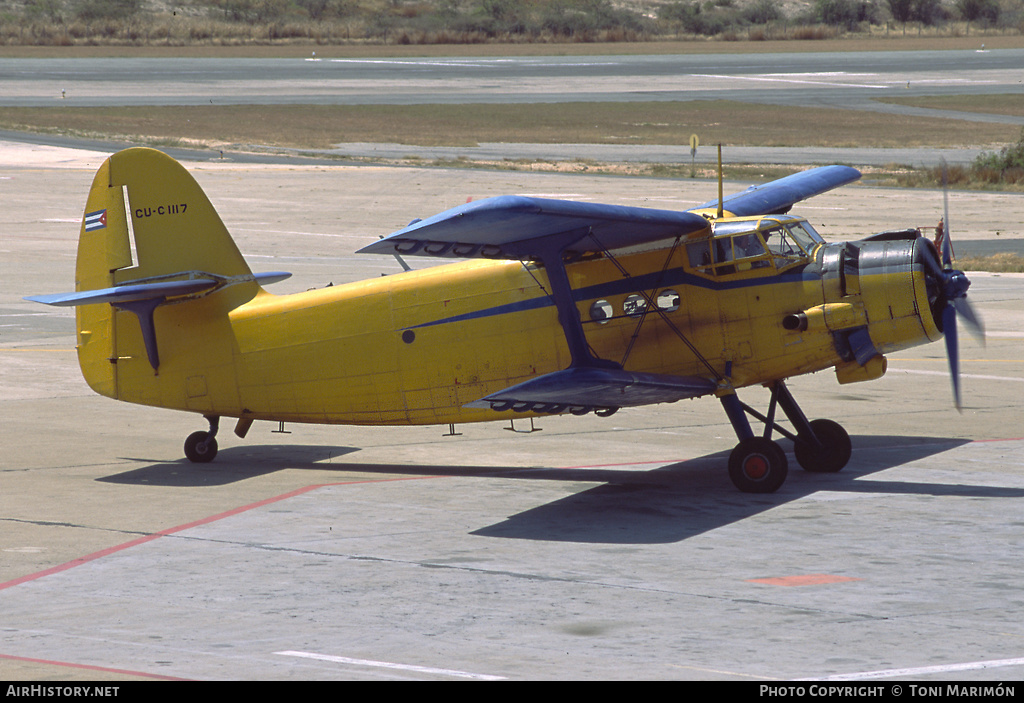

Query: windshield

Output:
[785, 220, 824, 250]
[762, 220, 823, 264]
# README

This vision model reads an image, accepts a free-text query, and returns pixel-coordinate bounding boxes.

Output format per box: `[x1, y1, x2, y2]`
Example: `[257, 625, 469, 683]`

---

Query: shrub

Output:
[972, 128, 1024, 183]
[814, 0, 877, 30]
[74, 0, 142, 21]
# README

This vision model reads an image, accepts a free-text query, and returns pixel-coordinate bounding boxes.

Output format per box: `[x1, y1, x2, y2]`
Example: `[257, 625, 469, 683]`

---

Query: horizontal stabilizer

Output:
[26, 278, 218, 307]
[26, 270, 290, 372]
[466, 366, 717, 413]
[693, 165, 861, 217]
[358, 196, 711, 261]
[26, 271, 291, 307]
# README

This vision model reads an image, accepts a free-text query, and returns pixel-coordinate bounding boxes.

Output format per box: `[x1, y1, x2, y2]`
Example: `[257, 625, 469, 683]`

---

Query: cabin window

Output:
[623, 294, 647, 318]
[590, 299, 613, 324]
[656, 289, 680, 312]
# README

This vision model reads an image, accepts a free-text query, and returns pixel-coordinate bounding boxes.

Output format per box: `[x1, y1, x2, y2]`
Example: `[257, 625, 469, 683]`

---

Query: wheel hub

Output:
[743, 454, 769, 480]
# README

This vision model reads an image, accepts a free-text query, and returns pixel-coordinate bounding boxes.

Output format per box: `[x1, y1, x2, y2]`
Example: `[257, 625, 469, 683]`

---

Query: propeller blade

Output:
[941, 159, 953, 269]
[953, 297, 985, 346]
[942, 303, 961, 412]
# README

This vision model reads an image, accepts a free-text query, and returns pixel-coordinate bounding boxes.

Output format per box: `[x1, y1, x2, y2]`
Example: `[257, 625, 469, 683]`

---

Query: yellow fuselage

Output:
[93, 235, 941, 427]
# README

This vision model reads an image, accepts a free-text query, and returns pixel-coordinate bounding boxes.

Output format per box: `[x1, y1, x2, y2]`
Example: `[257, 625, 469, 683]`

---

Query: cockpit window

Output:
[763, 227, 803, 258]
[687, 240, 712, 269]
[689, 231, 770, 275]
[784, 221, 824, 251]
[690, 216, 821, 276]
[731, 232, 767, 260]
[762, 221, 822, 266]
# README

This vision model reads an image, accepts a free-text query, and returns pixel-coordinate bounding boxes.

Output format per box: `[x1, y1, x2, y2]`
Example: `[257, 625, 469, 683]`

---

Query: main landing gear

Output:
[184, 415, 219, 463]
[720, 381, 852, 493]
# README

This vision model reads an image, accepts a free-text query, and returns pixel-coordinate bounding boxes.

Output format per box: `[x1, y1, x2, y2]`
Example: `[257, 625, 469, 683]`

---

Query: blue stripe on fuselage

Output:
[404, 264, 818, 331]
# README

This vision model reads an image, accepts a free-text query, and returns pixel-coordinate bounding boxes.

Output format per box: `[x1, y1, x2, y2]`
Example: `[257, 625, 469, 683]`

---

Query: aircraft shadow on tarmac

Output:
[471, 436, 1020, 544]
[98, 444, 363, 487]
[97, 434, 1024, 544]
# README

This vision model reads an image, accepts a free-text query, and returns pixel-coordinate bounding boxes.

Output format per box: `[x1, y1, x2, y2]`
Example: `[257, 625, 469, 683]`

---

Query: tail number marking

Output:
[134, 203, 188, 218]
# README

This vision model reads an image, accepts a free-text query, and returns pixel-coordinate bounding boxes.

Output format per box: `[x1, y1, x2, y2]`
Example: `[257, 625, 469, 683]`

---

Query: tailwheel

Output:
[794, 419, 851, 473]
[728, 437, 788, 493]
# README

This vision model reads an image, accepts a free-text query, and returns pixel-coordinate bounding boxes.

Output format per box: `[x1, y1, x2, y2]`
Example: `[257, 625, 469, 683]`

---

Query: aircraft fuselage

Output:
[112, 224, 941, 427]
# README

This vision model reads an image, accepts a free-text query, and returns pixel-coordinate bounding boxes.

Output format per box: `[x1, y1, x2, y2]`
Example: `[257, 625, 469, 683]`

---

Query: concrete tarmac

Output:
[2, 144, 1024, 681]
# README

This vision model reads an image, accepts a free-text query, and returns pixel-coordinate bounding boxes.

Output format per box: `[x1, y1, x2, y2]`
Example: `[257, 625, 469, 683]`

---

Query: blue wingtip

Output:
[692, 165, 861, 217]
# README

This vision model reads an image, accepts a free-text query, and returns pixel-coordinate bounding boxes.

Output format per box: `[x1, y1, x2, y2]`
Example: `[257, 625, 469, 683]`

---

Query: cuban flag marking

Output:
[84, 209, 107, 232]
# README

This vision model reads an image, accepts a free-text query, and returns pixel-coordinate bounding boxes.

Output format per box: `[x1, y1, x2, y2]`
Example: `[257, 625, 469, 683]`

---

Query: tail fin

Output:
[103, 147, 253, 282]
[29, 147, 288, 412]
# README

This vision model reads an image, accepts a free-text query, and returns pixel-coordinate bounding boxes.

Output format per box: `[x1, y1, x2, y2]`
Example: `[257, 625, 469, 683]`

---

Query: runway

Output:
[2, 146, 1024, 680]
[2, 49, 1023, 121]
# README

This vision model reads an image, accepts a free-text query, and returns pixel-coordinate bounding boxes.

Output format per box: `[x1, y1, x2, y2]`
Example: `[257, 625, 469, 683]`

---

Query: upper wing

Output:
[692, 165, 861, 217]
[357, 195, 711, 260]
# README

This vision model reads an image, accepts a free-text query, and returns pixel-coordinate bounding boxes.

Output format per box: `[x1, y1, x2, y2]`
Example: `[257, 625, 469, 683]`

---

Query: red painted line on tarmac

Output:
[748, 574, 861, 587]
[559, 458, 687, 470]
[0, 475, 440, 593]
[0, 474, 445, 679]
[0, 652, 186, 680]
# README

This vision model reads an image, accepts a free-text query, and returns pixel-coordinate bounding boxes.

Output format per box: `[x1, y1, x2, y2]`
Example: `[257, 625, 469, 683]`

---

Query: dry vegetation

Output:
[1, 101, 1019, 149]
[957, 252, 1024, 271]
[0, 0, 1021, 47]
[1, 102, 1022, 191]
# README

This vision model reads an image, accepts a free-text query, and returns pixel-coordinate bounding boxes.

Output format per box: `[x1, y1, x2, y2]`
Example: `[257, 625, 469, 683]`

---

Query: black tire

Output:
[794, 419, 852, 473]
[728, 437, 788, 493]
[184, 431, 218, 463]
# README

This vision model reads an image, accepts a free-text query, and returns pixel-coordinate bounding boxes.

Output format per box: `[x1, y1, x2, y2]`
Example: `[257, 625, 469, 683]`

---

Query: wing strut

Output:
[533, 228, 620, 370]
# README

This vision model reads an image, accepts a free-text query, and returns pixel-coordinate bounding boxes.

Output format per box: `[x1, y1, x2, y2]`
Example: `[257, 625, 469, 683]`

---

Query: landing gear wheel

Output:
[184, 430, 218, 463]
[728, 437, 788, 493]
[794, 419, 851, 473]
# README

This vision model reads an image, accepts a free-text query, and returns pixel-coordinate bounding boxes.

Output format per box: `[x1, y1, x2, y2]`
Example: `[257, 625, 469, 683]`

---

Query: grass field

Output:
[957, 253, 1024, 272]
[0, 99, 1019, 152]
[880, 94, 1024, 118]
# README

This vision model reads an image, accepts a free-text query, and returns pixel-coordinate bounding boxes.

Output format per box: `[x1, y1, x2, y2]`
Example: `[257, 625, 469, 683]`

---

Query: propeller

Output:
[922, 161, 985, 411]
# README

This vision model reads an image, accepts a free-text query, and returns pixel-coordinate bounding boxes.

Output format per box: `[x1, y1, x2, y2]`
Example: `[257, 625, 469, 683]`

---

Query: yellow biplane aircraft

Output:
[28, 147, 983, 493]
